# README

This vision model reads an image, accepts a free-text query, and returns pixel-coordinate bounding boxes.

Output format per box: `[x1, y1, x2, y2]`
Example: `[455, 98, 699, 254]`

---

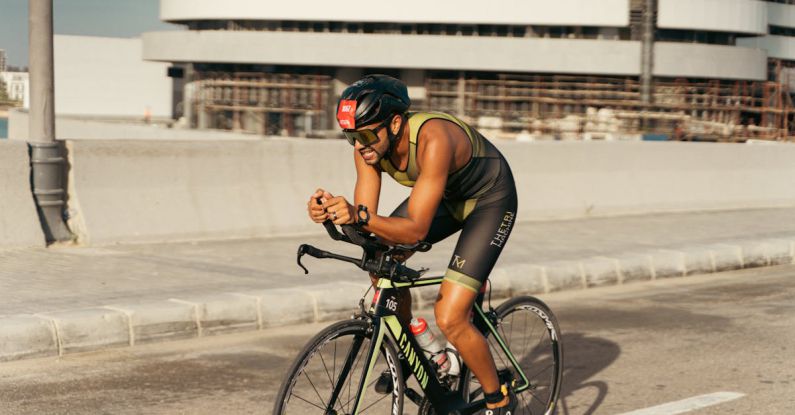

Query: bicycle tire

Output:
[273, 319, 404, 415]
[459, 296, 564, 415]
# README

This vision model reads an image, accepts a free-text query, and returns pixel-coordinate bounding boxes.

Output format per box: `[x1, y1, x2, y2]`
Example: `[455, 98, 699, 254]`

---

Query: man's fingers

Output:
[322, 196, 345, 209]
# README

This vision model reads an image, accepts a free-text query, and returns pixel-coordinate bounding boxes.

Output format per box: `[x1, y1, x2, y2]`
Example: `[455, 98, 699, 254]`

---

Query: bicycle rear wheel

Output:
[459, 296, 563, 415]
[273, 319, 404, 415]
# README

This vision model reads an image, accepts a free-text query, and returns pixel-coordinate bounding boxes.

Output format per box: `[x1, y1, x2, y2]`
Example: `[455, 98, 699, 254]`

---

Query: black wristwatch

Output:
[356, 204, 371, 227]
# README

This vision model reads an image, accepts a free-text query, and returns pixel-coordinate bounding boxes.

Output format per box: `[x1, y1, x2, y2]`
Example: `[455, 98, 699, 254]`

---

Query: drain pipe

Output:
[28, 0, 72, 243]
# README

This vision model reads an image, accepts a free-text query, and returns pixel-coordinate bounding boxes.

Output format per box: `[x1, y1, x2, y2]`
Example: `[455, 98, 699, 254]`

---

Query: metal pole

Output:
[28, 0, 72, 243]
[640, 0, 656, 105]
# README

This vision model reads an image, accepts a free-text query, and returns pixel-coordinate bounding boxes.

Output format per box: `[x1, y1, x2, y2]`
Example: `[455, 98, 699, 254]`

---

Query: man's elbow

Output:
[408, 227, 428, 245]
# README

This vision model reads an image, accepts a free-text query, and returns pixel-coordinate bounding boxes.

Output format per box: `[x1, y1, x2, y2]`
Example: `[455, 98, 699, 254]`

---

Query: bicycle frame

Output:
[342, 275, 532, 415]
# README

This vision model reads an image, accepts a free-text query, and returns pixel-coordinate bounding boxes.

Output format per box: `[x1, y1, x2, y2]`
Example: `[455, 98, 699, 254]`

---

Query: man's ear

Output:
[391, 114, 402, 135]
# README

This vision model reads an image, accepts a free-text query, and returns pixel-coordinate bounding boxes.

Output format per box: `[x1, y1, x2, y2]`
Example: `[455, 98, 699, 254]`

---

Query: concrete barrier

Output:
[66, 139, 410, 244]
[65, 138, 795, 245]
[0, 141, 45, 248]
[495, 140, 795, 220]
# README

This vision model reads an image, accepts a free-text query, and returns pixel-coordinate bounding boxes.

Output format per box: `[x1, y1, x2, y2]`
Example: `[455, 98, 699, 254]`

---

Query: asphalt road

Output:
[0, 265, 794, 414]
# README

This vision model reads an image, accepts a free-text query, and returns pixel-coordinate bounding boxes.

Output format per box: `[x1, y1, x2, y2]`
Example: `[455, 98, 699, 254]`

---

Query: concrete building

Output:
[1, 71, 29, 108]
[142, 0, 795, 141]
[53, 35, 172, 119]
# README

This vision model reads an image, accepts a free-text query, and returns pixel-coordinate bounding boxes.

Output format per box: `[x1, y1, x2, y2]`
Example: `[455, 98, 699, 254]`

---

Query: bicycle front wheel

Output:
[460, 296, 564, 415]
[273, 319, 404, 415]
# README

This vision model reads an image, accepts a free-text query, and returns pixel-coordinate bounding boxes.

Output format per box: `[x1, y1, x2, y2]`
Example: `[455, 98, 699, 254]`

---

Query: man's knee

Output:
[434, 304, 468, 338]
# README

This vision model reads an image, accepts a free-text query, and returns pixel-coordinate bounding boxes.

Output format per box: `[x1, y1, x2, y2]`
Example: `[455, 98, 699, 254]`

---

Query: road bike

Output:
[273, 221, 563, 415]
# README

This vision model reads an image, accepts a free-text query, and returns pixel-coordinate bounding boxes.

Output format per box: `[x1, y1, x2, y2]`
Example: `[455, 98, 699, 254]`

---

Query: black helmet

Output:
[336, 74, 411, 130]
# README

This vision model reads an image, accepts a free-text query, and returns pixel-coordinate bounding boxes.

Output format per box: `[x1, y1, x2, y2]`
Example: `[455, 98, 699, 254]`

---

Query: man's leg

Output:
[434, 282, 509, 409]
[435, 189, 518, 409]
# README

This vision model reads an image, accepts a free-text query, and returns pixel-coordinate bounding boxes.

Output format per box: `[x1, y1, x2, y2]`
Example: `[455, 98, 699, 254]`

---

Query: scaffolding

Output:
[426, 69, 795, 142]
[185, 66, 794, 142]
[188, 72, 333, 136]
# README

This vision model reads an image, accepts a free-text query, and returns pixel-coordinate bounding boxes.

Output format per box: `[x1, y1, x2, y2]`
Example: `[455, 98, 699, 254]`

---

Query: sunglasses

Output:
[342, 118, 391, 146]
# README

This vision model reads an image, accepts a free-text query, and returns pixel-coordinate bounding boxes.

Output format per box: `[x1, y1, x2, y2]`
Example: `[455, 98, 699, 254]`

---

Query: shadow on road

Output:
[557, 332, 621, 415]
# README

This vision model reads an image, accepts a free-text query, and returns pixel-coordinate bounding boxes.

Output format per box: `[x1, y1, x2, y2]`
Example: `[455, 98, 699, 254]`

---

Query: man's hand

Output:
[323, 195, 356, 225]
[307, 188, 334, 223]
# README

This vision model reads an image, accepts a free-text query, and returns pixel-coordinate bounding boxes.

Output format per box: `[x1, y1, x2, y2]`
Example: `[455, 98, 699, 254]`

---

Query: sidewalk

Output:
[2, 207, 795, 361]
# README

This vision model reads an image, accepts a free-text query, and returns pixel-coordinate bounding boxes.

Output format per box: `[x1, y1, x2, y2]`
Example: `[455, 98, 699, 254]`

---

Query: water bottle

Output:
[410, 318, 450, 375]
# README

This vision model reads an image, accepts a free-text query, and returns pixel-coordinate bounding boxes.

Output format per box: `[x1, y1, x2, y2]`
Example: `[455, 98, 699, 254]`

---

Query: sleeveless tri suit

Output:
[380, 112, 518, 292]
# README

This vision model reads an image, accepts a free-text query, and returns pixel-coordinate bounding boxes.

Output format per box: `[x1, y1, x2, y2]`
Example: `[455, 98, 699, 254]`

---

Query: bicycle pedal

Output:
[497, 369, 514, 385]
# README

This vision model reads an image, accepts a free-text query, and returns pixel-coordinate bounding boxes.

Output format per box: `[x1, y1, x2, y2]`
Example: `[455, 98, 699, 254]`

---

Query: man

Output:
[307, 74, 518, 414]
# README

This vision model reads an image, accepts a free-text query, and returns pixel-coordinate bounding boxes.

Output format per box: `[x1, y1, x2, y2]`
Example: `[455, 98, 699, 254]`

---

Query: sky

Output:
[0, 0, 178, 68]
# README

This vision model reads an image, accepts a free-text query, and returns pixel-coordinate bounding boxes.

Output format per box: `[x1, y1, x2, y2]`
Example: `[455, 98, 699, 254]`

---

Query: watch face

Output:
[357, 205, 370, 225]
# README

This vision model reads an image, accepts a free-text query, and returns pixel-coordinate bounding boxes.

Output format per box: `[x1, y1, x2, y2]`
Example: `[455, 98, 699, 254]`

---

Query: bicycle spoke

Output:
[359, 392, 391, 413]
[528, 388, 549, 406]
[290, 392, 329, 411]
[337, 349, 386, 411]
[497, 315, 513, 354]
[302, 371, 329, 409]
[319, 350, 334, 387]
[523, 311, 538, 355]
[519, 391, 534, 414]
[508, 312, 515, 346]
[536, 330, 551, 349]
[488, 336, 511, 369]
[528, 363, 554, 379]
[338, 372, 380, 410]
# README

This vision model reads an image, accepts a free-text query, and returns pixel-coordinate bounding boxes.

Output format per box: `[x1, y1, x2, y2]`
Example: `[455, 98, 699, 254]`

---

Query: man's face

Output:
[354, 118, 394, 165]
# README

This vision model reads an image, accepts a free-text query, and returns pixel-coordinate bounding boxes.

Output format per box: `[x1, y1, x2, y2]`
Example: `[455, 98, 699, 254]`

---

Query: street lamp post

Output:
[28, 0, 72, 243]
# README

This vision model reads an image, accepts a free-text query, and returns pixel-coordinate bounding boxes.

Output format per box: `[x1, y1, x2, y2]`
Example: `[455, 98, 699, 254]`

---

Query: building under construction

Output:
[143, 0, 795, 142]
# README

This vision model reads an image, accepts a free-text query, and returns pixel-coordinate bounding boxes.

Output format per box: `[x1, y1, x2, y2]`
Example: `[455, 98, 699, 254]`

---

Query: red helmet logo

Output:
[337, 100, 357, 129]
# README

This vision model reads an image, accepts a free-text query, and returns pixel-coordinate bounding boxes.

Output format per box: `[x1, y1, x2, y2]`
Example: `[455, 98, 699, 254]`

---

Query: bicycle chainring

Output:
[417, 397, 435, 415]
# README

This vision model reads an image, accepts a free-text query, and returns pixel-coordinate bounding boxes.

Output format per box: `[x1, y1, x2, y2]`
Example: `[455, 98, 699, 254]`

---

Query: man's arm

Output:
[353, 147, 382, 215]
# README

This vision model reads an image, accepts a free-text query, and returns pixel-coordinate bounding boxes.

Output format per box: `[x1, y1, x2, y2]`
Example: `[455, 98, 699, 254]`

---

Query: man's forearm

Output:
[364, 215, 426, 245]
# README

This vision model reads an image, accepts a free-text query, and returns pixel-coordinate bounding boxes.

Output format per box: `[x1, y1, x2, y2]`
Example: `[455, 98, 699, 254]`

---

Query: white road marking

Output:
[616, 392, 745, 415]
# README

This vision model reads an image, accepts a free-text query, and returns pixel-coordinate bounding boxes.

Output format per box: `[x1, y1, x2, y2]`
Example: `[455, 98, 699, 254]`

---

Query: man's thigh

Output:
[389, 198, 463, 244]
[443, 195, 518, 293]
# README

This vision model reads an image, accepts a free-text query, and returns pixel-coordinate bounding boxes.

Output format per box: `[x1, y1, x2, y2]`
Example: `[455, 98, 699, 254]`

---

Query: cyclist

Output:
[307, 74, 518, 414]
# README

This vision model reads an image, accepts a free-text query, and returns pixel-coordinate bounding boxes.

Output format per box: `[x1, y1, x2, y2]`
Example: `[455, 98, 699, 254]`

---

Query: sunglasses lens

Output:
[358, 130, 379, 145]
[343, 132, 357, 146]
[343, 129, 379, 146]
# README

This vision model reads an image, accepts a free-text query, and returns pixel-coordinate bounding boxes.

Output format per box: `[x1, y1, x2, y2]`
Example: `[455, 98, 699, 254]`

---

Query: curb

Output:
[2, 237, 794, 362]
